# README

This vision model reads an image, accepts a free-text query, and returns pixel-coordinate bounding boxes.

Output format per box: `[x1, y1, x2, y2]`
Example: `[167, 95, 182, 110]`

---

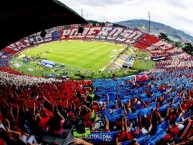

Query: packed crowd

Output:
[90, 67, 193, 145]
[0, 66, 193, 145]
[0, 72, 93, 145]
[0, 71, 62, 87]
[1, 26, 193, 145]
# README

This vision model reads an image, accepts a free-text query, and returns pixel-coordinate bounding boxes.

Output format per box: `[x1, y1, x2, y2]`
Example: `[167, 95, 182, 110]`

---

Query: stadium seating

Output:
[1, 25, 193, 145]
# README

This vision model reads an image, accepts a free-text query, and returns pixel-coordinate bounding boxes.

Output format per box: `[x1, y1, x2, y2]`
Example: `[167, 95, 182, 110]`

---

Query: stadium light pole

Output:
[81, 9, 84, 18]
[148, 11, 151, 33]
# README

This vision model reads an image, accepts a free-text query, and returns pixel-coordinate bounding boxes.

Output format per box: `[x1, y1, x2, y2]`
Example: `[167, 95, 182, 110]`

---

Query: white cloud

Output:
[60, 0, 193, 36]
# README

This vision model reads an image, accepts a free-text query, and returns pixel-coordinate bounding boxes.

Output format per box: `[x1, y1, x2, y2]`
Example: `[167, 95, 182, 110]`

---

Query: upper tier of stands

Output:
[1, 26, 192, 69]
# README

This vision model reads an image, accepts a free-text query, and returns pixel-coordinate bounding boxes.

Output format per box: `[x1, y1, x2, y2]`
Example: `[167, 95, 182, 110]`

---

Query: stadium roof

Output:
[0, 0, 87, 50]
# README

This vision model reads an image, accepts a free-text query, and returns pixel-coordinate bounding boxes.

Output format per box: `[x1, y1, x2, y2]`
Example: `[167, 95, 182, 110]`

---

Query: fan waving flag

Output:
[135, 74, 148, 83]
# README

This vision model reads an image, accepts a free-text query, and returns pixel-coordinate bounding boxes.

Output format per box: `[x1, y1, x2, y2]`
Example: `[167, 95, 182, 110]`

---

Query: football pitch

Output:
[10, 40, 155, 79]
[22, 40, 122, 70]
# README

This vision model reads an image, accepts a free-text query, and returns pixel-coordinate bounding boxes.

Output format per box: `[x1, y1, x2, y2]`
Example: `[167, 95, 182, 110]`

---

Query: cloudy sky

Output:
[60, 0, 193, 36]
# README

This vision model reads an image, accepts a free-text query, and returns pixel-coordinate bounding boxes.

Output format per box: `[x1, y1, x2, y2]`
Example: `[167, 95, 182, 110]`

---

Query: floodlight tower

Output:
[81, 9, 84, 18]
[148, 11, 151, 33]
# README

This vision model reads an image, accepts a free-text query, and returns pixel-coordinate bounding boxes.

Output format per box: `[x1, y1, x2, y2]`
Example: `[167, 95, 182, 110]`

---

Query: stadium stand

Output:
[1, 25, 193, 145]
[134, 34, 160, 49]
[1, 1, 193, 144]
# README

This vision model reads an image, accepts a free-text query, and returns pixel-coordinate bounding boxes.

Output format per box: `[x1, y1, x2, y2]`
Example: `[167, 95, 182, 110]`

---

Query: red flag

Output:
[135, 74, 148, 82]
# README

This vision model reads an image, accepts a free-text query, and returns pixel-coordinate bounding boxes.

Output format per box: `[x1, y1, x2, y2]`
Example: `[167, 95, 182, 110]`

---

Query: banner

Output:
[135, 74, 148, 82]
[151, 56, 167, 61]
[52, 31, 61, 41]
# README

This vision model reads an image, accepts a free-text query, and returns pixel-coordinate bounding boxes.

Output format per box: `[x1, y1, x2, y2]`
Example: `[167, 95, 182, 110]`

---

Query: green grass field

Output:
[10, 40, 156, 79]
[22, 40, 122, 70]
